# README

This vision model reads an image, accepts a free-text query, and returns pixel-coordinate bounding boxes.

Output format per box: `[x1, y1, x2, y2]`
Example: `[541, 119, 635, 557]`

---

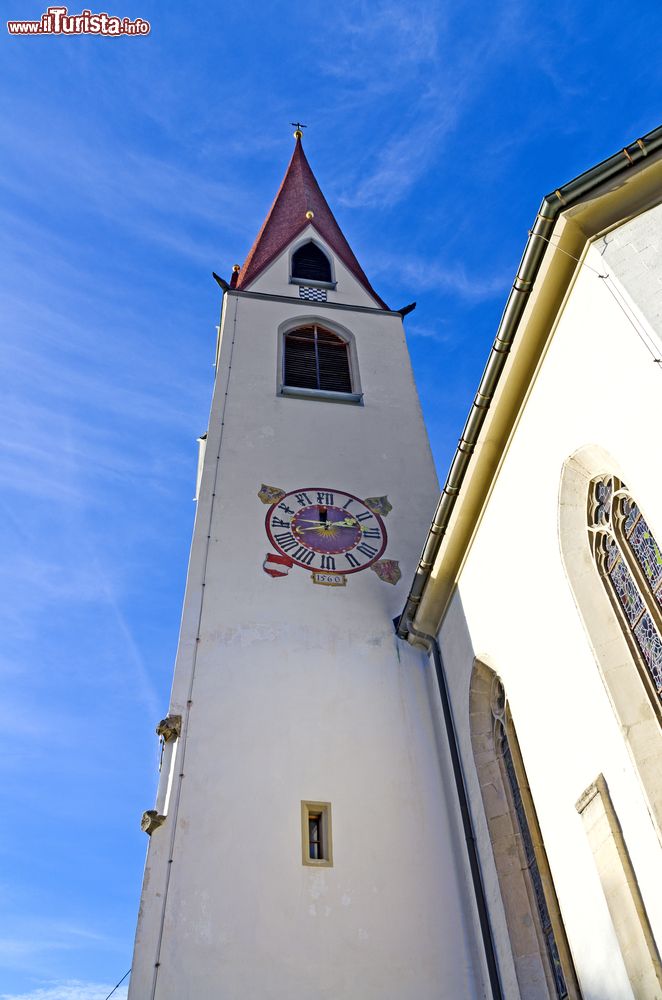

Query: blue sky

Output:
[1, 1, 662, 996]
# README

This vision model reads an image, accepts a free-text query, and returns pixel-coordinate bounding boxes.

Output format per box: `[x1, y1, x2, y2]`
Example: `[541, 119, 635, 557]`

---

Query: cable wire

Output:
[529, 228, 662, 366]
[103, 968, 131, 1000]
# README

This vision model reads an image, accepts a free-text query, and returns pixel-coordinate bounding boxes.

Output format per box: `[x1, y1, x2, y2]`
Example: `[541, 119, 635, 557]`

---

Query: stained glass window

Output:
[589, 477, 662, 700]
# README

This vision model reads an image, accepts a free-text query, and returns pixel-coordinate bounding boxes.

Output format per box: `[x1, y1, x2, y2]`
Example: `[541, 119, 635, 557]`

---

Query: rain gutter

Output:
[397, 123, 662, 640]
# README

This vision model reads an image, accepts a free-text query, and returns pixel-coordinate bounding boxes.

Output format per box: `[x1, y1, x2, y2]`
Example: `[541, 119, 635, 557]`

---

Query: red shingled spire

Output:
[236, 133, 388, 309]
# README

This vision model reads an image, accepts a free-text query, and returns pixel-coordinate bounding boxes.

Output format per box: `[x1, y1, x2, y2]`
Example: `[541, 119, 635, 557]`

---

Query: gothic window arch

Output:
[281, 323, 355, 397]
[559, 447, 662, 839]
[588, 476, 662, 706]
[470, 662, 581, 999]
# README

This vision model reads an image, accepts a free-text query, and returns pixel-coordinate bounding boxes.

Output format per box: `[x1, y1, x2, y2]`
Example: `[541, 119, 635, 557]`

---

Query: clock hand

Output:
[295, 517, 359, 527]
[295, 520, 359, 531]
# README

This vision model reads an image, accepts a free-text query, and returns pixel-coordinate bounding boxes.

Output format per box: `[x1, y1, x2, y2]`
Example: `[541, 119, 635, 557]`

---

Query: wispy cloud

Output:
[405, 322, 453, 344]
[320, 0, 440, 88]
[0, 982, 128, 1000]
[339, 119, 453, 209]
[0, 107, 248, 265]
[320, 0, 530, 209]
[0, 917, 125, 976]
[373, 253, 509, 301]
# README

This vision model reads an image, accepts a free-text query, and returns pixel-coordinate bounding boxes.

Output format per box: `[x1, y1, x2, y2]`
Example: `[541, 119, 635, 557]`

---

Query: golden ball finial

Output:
[232, 264, 240, 273]
[294, 128, 303, 140]
[305, 210, 314, 220]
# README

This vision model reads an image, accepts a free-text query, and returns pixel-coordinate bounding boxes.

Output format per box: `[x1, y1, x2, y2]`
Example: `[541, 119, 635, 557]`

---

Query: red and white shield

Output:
[263, 552, 294, 578]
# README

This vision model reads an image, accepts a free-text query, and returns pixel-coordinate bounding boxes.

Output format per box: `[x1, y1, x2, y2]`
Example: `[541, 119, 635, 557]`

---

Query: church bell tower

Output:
[128, 130, 482, 999]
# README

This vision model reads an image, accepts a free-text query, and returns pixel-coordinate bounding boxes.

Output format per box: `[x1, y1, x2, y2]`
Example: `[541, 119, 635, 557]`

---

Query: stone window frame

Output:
[558, 445, 662, 839]
[576, 773, 662, 999]
[301, 800, 333, 867]
[470, 661, 581, 999]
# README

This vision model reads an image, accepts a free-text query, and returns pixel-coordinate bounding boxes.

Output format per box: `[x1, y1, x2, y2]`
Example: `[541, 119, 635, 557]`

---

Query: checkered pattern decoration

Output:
[299, 285, 327, 302]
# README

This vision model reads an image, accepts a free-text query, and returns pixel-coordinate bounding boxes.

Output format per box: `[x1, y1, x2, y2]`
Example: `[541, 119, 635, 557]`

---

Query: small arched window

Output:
[589, 476, 662, 705]
[283, 325, 352, 394]
[291, 242, 332, 283]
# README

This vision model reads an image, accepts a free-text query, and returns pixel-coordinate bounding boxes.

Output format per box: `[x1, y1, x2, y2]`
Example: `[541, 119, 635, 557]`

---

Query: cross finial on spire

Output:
[291, 121, 307, 140]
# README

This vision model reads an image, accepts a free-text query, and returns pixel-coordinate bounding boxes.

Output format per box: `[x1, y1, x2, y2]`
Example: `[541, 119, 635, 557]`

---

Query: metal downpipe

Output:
[407, 626, 504, 1000]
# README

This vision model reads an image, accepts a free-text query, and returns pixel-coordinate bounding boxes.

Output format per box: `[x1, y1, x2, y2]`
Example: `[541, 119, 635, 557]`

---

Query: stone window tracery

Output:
[589, 477, 662, 702]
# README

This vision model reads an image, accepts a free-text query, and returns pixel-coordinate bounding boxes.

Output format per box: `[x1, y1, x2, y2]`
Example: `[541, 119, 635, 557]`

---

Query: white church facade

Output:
[128, 125, 662, 999]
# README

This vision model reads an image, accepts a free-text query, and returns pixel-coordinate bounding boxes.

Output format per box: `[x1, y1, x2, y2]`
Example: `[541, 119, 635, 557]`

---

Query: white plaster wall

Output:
[598, 201, 662, 344]
[439, 237, 662, 999]
[129, 272, 485, 997]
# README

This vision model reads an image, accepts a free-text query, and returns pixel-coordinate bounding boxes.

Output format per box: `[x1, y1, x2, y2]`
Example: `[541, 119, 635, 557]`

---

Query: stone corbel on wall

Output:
[141, 809, 166, 835]
[155, 714, 182, 742]
[141, 715, 183, 834]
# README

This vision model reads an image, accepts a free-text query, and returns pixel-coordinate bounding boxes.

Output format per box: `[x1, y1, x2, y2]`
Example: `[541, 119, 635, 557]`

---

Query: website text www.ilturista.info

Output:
[7, 6, 150, 35]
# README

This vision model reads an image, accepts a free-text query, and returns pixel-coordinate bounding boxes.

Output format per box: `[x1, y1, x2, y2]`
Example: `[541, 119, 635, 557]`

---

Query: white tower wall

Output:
[128, 270, 485, 997]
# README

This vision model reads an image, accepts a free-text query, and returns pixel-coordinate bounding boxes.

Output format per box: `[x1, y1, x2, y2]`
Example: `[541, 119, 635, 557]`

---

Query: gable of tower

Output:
[244, 225, 385, 309]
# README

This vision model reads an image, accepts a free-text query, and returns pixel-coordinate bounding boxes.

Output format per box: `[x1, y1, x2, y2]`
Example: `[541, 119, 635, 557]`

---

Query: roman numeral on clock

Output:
[316, 491, 334, 505]
[271, 516, 291, 529]
[345, 552, 360, 568]
[356, 542, 378, 558]
[295, 492, 312, 506]
[356, 511, 373, 522]
[361, 528, 381, 538]
[291, 546, 315, 566]
[320, 555, 336, 570]
[274, 531, 297, 552]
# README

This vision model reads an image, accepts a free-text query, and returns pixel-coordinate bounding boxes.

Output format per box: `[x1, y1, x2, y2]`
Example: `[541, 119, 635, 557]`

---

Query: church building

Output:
[128, 124, 662, 999]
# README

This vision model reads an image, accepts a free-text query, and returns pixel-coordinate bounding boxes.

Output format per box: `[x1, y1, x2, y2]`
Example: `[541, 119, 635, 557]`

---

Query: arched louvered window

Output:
[291, 242, 332, 283]
[283, 325, 352, 394]
[589, 476, 662, 704]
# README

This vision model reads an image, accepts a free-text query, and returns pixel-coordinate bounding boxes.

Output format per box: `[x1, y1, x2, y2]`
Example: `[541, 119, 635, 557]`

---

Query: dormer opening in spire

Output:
[291, 241, 332, 284]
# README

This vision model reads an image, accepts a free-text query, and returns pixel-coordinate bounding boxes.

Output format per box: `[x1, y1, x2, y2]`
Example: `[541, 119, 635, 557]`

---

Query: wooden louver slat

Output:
[284, 325, 352, 394]
[291, 242, 332, 282]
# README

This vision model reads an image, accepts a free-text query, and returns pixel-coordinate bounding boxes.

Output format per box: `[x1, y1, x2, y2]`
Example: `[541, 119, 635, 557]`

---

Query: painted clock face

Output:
[265, 488, 387, 574]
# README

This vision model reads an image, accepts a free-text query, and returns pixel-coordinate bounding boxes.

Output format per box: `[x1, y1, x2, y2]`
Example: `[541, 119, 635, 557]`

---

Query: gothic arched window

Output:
[291, 242, 332, 283]
[589, 477, 662, 705]
[283, 325, 352, 394]
[469, 663, 581, 999]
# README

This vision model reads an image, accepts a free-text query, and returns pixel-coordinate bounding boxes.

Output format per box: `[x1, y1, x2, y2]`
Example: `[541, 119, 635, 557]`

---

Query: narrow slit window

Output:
[284, 325, 352, 394]
[308, 813, 322, 860]
[301, 801, 332, 866]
